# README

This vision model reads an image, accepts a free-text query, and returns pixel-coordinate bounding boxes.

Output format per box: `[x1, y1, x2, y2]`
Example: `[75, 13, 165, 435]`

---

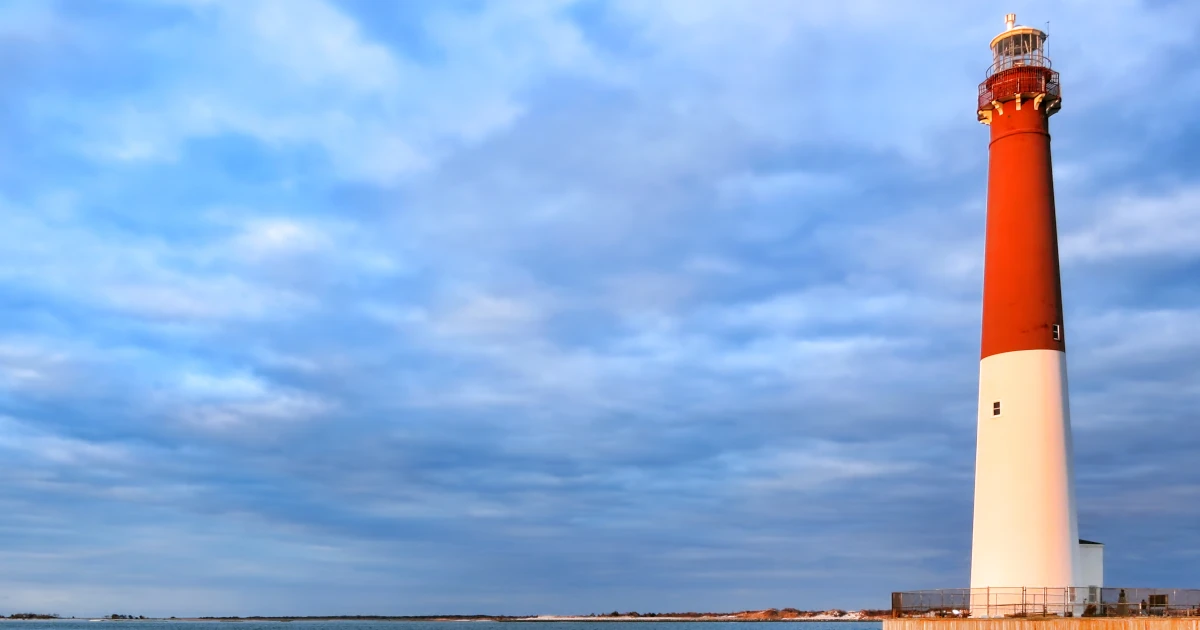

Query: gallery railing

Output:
[978, 66, 1061, 111]
[892, 588, 1200, 618]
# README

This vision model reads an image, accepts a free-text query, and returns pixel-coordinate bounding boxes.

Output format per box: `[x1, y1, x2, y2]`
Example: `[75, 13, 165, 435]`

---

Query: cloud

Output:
[0, 415, 132, 468]
[168, 370, 334, 431]
[1061, 186, 1200, 262]
[0, 0, 1198, 617]
[231, 219, 332, 260]
[40, 0, 620, 185]
[0, 209, 307, 323]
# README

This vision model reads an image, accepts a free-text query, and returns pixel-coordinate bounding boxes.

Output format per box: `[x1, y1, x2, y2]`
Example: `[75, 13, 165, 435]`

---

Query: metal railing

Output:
[978, 66, 1061, 111]
[985, 52, 1053, 79]
[892, 588, 1200, 618]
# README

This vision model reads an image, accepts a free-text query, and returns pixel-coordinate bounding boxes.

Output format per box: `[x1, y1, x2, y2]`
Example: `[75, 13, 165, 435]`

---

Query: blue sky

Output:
[1, 0, 1199, 618]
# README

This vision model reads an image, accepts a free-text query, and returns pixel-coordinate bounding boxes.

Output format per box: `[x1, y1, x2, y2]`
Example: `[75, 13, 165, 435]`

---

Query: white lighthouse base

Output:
[971, 349, 1080, 616]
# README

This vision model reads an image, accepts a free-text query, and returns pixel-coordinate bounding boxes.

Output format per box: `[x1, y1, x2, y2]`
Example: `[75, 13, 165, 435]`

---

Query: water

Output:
[0, 622, 884, 630]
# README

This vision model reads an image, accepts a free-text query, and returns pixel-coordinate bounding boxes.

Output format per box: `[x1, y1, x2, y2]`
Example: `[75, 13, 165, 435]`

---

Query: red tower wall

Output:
[981, 102, 1066, 360]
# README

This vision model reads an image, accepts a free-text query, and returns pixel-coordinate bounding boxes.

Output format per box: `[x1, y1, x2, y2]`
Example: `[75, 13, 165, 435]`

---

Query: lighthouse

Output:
[970, 13, 1079, 611]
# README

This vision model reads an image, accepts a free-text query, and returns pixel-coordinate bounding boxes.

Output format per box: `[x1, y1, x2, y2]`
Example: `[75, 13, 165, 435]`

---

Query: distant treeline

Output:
[195, 616, 535, 621]
[189, 609, 893, 622]
[587, 609, 893, 619]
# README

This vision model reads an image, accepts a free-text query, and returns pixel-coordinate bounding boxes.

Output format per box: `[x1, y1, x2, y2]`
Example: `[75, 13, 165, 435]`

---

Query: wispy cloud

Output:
[0, 0, 1197, 617]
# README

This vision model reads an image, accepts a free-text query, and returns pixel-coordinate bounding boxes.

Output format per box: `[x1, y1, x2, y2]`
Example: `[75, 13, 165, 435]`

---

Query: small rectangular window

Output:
[1052, 324, 1062, 341]
[992, 401, 1001, 417]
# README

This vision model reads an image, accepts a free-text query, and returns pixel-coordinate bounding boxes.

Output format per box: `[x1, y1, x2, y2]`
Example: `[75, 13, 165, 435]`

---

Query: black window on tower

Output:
[1052, 324, 1062, 341]
[993, 401, 1002, 417]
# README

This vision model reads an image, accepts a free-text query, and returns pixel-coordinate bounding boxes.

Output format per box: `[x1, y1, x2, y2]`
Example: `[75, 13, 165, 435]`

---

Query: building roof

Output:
[1079, 539, 1104, 545]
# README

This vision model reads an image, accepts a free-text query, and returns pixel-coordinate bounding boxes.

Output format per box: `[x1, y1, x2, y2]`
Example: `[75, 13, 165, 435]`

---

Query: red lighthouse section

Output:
[977, 17, 1065, 361]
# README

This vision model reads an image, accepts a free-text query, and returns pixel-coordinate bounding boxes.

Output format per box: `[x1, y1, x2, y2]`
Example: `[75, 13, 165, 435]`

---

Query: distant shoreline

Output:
[176, 616, 886, 623]
[0, 617, 888, 624]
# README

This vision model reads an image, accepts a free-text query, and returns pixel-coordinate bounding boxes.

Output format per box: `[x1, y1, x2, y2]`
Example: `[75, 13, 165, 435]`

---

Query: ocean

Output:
[0, 622, 885, 630]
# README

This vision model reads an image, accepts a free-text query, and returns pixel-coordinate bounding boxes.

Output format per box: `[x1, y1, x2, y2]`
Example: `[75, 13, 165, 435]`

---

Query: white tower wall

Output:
[971, 350, 1079, 615]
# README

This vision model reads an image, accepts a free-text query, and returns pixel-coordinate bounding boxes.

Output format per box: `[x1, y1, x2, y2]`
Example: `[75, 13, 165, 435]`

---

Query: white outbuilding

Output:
[1079, 539, 1104, 588]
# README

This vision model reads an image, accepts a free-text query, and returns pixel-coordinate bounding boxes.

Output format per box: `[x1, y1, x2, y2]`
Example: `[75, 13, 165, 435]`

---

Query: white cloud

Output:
[717, 170, 848, 206]
[227, 0, 402, 96]
[231, 219, 331, 260]
[0, 197, 409, 323]
[434, 293, 547, 340]
[1061, 186, 1200, 263]
[3, 0, 1200, 612]
[1070, 307, 1200, 391]
[179, 372, 270, 400]
[169, 371, 333, 430]
[0, 416, 133, 468]
[707, 285, 977, 334]
[101, 277, 309, 321]
[178, 395, 331, 430]
[723, 440, 917, 493]
[60, 0, 619, 184]
[0, 341, 70, 393]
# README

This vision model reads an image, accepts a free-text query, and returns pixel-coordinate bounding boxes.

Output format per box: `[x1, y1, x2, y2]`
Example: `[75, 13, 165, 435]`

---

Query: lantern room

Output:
[977, 14, 1061, 123]
[990, 13, 1050, 74]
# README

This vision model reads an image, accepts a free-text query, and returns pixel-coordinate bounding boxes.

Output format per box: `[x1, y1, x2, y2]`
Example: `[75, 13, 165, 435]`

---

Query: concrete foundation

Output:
[886, 619, 1200, 630]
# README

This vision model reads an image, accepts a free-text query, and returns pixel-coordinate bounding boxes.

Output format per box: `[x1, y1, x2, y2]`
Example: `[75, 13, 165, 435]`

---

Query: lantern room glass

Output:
[989, 30, 1050, 76]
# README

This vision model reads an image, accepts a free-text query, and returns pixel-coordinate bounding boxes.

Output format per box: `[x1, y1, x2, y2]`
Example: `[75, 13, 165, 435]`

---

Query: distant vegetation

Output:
[193, 608, 892, 621]
[584, 608, 890, 620]
[194, 616, 535, 622]
[2, 609, 889, 622]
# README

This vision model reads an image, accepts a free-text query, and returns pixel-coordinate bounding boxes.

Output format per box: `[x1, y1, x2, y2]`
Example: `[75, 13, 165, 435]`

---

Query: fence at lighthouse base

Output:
[891, 588, 1200, 619]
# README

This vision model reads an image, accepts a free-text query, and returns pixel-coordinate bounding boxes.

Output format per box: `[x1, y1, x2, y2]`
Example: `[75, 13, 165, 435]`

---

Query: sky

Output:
[1, 0, 1199, 618]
